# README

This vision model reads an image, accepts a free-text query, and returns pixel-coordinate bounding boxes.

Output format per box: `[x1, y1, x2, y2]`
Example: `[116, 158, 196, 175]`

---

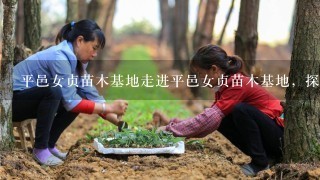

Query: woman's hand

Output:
[101, 113, 128, 131]
[107, 100, 128, 115]
[152, 111, 170, 127]
[100, 113, 119, 126]
[156, 126, 167, 133]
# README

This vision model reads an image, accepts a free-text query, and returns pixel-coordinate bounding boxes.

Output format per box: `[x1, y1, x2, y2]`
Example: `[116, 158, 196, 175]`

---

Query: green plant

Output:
[98, 128, 184, 148]
[186, 139, 205, 150]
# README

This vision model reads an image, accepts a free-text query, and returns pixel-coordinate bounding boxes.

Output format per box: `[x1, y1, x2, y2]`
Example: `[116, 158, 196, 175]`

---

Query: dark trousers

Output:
[217, 103, 284, 167]
[13, 86, 79, 149]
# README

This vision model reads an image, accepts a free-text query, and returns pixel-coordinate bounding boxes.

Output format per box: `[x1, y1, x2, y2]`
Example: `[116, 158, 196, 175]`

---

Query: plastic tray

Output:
[93, 138, 185, 155]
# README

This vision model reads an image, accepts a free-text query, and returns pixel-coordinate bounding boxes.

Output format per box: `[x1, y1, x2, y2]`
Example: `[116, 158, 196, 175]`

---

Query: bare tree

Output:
[24, 0, 41, 52]
[87, 0, 117, 72]
[285, 0, 320, 162]
[98, 0, 116, 53]
[1, 0, 17, 151]
[234, 0, 260, 74]
[0, 1, 3, 42]
[288, 0, 297, 52]
[87, 0, 100, 21]
[217, 0, 235, 46]
[172, 0, 189, 72]
[195, 0, 206, 33]
[66, 0, 78, 23]
[191, 0, 219, 98]
[78, 0, 87, 20]
[193, 0, 219, 52]
[159, 0, 172, 58]
[15, 0, 24, 44]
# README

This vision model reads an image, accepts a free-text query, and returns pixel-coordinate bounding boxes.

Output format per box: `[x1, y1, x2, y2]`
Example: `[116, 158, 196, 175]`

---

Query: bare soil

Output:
[1, 112, 251, 179]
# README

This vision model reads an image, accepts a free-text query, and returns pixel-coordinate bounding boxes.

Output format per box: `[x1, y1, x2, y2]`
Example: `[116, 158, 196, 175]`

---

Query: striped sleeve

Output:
[165, 105, 225, 138]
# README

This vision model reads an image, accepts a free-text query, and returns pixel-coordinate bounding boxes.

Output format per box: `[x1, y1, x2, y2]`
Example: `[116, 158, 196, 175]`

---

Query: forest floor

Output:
[1, 35, 320, 179]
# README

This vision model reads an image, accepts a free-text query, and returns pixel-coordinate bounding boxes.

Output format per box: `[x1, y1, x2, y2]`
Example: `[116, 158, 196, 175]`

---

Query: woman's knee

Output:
[46, 86, 63, 100]
[232, 103, 251, 114]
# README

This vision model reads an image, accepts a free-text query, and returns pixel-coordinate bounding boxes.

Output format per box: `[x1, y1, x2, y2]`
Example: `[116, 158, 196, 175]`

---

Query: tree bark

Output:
[195, 0, 206, 33]
[1, 0, 17, 151]
[158, 0, 172, 58]
[95, 0, 117, 72]
[193, 0, 219, 52]
[234, 0, 260, 74]
[288, 0, 297, 52]
[87, 0, 100, 21]
[78, 0, 87, 20]
[172, 0, 189, 72]
[98, 0, 116, 52]
[284, 0, 320, 162]
[217, 0, 235, 46]
[0, 1, 3, 43]
[66, 0, 78, 23]
[15, 0, 24, 45]
[0, 2, 2, 20]
[24, 0, 41, 52]
[191, 0, 219, 98]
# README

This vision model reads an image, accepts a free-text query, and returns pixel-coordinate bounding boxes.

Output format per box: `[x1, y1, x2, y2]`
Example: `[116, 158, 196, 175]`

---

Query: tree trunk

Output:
[234, 0, 260, 74]
[0, 2, 3, 43]
[0, 1, 3, 28]
[96, 0, 116, 31]
[24, 0, 41, 52]
[172, 0, 189, 72]
[191, 0, 219, 98]
[87, 0, 100, 21]
[66, 0, 78, 23]
[15, 0, 24, 45]
[95, 0, 117, 72]
[1, 0, 17, 151]
[78, 0, 87, 20]
[192, 0, 205, 51]
[217, 0, 235, 46]
[195, 0, 206, 33]
[158, 0, 172, 58]
[193, 0, 219, 52]
[288, 0, 297, 52]
[284, 0, 320, 162]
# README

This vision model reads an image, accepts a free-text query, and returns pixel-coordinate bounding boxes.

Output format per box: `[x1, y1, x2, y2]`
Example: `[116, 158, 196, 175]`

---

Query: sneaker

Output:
[49, 147, 68, 160]
[241, 163, 269, 176]
[32, 149, 63, 166]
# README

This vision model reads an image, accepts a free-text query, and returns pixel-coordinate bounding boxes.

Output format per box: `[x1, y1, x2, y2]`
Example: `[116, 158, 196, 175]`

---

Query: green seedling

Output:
[186, 139, 205, 150]
[98, 128, 184, 148]
[82, 147, 91, 154]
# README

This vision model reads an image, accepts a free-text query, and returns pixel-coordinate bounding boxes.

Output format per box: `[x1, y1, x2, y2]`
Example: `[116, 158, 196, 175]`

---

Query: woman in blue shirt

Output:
[13, 19, 128, 166]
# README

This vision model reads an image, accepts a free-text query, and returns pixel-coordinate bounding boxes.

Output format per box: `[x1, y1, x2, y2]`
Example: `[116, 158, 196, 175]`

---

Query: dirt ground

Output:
[1, 114, 320, 179]
[1, 112, 252, 179]
[1, 36, 319, 179]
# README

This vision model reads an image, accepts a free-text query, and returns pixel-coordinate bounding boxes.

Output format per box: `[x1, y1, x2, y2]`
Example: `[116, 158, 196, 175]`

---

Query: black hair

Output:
[55, 19, 105, 75]
[190, 44, 247, 76]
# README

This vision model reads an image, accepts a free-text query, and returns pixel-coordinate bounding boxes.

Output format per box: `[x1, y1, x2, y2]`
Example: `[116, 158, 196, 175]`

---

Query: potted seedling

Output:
[94, 128, 185, 155]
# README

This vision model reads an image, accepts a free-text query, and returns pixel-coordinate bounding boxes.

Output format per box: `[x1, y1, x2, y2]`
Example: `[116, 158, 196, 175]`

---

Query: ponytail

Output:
[55, 23, 73, 45]
[226, 55, 248, 76]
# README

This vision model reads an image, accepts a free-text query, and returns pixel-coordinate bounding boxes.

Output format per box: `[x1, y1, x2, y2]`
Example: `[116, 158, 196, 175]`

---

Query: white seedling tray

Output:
[93, 138, 185, 155]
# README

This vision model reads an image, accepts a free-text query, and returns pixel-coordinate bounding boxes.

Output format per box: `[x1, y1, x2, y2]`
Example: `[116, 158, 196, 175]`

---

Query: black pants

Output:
[13, 86, 79, 149]
[217, 103, 284, 167]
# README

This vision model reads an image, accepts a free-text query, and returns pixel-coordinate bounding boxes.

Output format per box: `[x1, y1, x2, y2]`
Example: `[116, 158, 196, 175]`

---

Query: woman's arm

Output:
[163, 105, 225, 138]
[71, 99, 128, 125]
